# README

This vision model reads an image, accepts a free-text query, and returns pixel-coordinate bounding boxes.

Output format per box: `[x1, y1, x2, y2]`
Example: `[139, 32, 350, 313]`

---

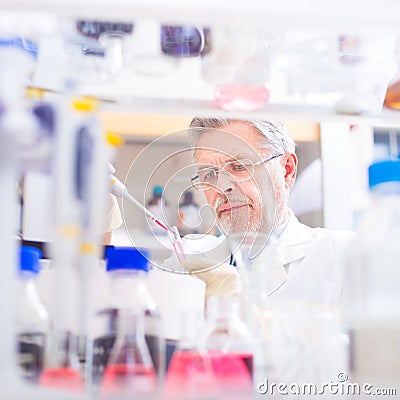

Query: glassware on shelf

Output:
[58, 18, 134, 85]
[129, 20, 178, 76]
[265, 304, 347, 387]
[91, 247, 164, 397]
[39, 331, 84, 394]
[164, 311, 218, 400]
[202, 28, 273, 111]
[203, 296, 254, 400]
[160, 25, 210, 58]
[342, 160, 400, 386]
[16, 246, 49, 384]
[76, 20, 134, 40]
[277, 30, 396, 113]
[99, 311, 157, 400]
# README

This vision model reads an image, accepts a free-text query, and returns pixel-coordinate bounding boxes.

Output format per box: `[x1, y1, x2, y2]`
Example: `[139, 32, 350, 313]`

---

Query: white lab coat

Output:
[179, 209, 355, 306]
[252, 210, 355, 305]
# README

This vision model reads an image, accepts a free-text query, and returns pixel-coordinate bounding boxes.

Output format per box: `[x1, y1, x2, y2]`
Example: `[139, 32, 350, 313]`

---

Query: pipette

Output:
[109, 174, 186, 262]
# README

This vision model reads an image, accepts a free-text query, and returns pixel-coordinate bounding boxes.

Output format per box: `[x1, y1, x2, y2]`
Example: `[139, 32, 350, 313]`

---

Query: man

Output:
[183, 117, 354, 305]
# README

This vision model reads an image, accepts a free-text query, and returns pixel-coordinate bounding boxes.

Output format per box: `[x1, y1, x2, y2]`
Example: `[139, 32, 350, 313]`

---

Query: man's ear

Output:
[283, 153, 297, 189]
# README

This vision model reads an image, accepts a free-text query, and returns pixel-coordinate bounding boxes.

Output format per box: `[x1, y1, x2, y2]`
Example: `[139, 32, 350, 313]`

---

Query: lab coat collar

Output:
[277, 208, 314, 247]
[255, 209, 314, 295]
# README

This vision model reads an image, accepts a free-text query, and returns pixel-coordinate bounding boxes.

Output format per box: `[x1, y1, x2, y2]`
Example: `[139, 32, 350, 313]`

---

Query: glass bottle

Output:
[342, 159, 400, 386]
[164, 311, 218, 400]
[203, 296, 254, 400]
[201, 28, 272, 111]
[39, 330, 84, 393]
[16, 246, 49, 384]
[92, 247, 163, 396]
[99, 310, 156, 399]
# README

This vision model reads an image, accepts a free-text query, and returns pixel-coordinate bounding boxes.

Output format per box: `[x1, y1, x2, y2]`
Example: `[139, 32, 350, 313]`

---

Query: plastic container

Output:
[92, 247, 164, 398]
[342, 159, 400, 385]
[16, 246, 49, 383]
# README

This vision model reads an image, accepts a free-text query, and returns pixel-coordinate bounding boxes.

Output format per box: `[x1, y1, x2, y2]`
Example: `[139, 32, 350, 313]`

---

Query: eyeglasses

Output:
[190, 153, 284, 191]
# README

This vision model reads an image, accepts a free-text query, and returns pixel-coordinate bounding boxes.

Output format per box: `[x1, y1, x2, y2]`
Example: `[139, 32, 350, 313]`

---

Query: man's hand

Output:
[182, 257, 243, 298]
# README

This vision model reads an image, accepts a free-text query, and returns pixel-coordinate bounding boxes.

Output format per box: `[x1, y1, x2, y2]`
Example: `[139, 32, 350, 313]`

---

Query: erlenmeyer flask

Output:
[164, 311, 218, 400]
[39, 331, 84, 394]
[99, 310, 156, 399]
[203, 296, 254, 400]
[202, 28, 273, 111]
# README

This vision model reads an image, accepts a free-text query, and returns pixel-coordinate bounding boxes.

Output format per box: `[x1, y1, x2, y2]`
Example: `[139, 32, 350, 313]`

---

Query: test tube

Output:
[168, 226, 186, 264]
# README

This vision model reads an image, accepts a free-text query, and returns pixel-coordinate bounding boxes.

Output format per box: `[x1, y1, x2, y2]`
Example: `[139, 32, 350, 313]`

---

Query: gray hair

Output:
[189, 117, 296, 155]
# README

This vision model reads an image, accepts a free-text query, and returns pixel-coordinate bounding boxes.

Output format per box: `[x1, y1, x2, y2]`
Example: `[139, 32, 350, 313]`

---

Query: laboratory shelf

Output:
[99, 96, 400, 128]
[2, 0, 400, 31]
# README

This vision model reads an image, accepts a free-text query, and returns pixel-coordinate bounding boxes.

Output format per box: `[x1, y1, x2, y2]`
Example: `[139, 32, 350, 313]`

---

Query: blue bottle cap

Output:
[368, 160, 400, 188]
[152, 185, 163, 196]
[20, 246, 42, 274]
[106, 247, 150, 272]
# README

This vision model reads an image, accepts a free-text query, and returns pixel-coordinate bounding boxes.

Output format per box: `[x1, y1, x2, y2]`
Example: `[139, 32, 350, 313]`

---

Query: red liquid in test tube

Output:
[168, 226, 186, 263]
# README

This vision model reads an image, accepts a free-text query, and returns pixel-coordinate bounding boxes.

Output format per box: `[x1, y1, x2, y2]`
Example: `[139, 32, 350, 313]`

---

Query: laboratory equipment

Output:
[38, 95, 107, 395]
[0, 37, 66, 400]
[203, 296, 254, 400]
[167, 225, 186, 264]
[201, 28, 272, 111]
[92, 247, 163, 397]
[164, 311, 218, 400]
[39, 331, 84, 393]
[110, 174, 168, 232]
[214, 83, 270, 112]
[109, 173, 186, 262]
[177, 190, 201, 236]
[146, 185, 170, 236]
[76, 20, 134, 40]
[70, 98, 113, 395]
[160, 25, 210, 57]
[16, 246, 50, 384]
[98, 311, 156, 400]
[342, 159, 400, 386]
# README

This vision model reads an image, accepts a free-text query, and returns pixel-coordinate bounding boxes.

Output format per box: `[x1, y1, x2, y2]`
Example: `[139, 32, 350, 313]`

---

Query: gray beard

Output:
[217, 208, 264, 235]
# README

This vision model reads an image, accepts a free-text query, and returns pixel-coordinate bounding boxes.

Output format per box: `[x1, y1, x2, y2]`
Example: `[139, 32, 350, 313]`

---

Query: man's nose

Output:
[215, 170, 233, 193]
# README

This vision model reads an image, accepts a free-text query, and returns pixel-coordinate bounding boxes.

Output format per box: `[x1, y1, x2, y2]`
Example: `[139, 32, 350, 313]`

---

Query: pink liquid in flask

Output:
[165, 350, 218, 399]
[39, 367, 84, 393]
[214, 83, 270, 112]
[100, 364, 156, 398]
[209, 350, 253, 388]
